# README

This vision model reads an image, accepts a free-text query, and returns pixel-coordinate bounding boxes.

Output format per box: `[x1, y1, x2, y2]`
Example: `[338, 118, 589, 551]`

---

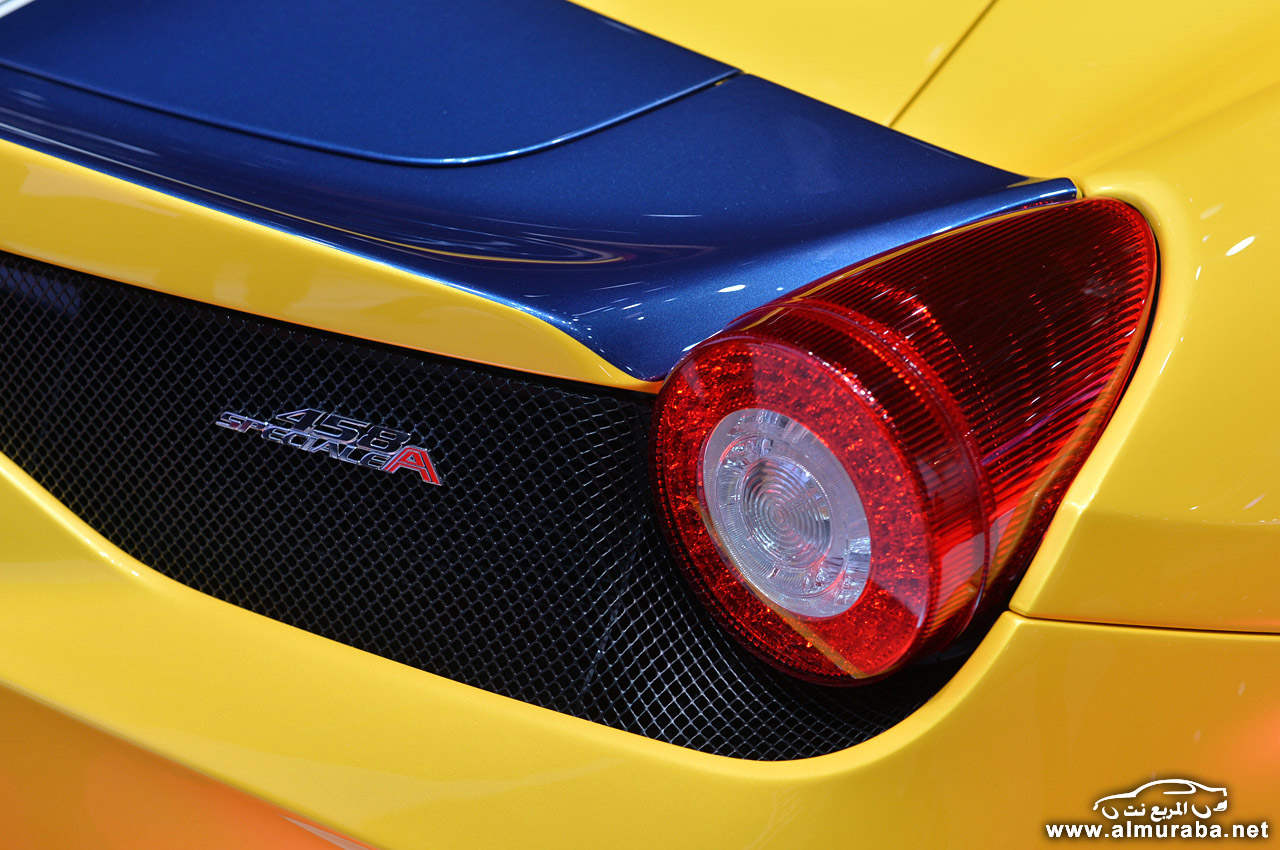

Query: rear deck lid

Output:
[0, 0, 733, 164]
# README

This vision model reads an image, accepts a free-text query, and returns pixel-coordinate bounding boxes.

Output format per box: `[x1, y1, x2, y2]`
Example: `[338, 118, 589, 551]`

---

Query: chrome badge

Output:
[216, 408, 440, 485]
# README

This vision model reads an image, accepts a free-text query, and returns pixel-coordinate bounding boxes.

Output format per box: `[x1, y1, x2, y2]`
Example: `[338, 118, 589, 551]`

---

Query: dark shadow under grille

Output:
[0, 252, 961, 759]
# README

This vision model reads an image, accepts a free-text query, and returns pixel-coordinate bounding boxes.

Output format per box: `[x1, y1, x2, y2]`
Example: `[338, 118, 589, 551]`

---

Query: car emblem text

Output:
[216, 408, 440, 485]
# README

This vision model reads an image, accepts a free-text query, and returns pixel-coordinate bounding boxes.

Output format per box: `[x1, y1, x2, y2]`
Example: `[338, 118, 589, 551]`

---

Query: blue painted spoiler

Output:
[0, 1, 1075, 380]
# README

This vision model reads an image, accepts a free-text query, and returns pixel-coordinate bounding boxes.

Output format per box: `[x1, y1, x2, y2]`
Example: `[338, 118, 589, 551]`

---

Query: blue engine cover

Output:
[0, 1, 1076, 380]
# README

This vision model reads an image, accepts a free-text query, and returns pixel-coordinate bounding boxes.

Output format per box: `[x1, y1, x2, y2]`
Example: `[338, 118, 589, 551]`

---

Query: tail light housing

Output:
[650, 198, 1156, 683]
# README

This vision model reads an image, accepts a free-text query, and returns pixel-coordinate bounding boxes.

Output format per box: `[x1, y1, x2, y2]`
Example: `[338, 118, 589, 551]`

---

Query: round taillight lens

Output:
[651, 198, 1157, 684]
[701, 406, 872, 619]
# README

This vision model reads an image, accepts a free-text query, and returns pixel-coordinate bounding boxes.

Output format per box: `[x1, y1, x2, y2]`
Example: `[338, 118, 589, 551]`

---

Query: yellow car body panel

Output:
[0, 689, 374, 850]
[0, 139, 655, 394]
[5, 2, 1280, 847]
[893, 0, 1280, 177]
[572, 0, 992, 125]
[2, 450, 1278, 848]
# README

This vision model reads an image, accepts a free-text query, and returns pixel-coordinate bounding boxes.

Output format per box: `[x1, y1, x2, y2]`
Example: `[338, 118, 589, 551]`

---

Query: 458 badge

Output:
[216, 408, 440, 485]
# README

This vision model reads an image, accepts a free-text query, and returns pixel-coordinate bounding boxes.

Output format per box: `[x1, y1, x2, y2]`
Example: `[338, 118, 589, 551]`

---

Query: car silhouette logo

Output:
[1093, 779, 1228, 821]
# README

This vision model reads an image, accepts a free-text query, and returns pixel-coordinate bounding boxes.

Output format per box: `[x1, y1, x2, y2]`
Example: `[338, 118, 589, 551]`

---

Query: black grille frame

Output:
[0, 252, 962, 759]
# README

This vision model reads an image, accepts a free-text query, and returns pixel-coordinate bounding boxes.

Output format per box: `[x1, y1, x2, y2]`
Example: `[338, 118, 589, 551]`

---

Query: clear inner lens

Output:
[701, 408, 872, 618]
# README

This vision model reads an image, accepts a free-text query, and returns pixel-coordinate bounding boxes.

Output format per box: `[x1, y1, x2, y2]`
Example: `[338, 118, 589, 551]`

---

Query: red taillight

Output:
[651, 198, 1156, 684]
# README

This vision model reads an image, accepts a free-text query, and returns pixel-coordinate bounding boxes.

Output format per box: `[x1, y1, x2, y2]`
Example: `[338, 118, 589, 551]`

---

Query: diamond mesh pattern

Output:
[0, 252, 960, 759]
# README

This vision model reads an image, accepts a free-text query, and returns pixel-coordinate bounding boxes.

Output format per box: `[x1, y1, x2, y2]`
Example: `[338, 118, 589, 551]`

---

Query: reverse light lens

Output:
[651, 198, 1157, 684]
[702, 408, 872, 619]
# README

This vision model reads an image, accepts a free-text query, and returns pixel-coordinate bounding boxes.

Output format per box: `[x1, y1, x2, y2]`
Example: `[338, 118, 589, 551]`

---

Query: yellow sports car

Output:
[0, 0, 1277, 846]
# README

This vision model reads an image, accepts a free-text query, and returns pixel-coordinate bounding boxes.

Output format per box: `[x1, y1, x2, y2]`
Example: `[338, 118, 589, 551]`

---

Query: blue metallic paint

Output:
[0, 66, 1075, 380]
[0, 0, 734, 165]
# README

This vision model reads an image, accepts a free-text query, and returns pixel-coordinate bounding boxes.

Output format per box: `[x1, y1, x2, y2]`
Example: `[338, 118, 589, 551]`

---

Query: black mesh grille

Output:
[0, 252, 960, 759]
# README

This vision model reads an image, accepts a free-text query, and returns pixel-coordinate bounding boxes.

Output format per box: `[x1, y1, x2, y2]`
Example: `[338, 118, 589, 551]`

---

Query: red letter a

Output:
[383, 446, 440, 485]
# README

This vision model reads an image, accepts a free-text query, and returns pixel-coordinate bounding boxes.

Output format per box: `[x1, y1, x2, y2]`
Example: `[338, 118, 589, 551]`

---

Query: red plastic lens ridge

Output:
[650, 198, 1157, 684]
